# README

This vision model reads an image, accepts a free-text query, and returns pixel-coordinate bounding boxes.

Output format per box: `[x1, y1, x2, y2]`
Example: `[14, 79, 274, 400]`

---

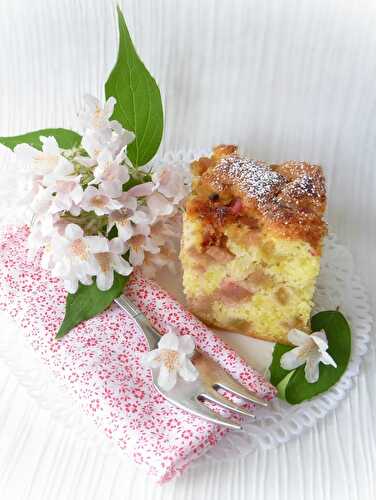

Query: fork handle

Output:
[114, 295, 161, 351]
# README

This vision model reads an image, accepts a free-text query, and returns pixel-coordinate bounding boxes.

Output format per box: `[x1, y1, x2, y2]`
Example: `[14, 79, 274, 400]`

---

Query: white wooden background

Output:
[0, 0, 375, 498]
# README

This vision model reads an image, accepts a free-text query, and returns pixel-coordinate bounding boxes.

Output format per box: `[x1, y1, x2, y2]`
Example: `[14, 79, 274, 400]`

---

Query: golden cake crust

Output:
[189, 145, 327, 252]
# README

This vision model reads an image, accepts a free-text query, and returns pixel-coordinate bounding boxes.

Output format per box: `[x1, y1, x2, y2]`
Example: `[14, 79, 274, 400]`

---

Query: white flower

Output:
[94, 237, 132, 291]
[81, 128, 113, 161]
[78, 95, 116, 131]
[91, 149, 130, 197]
[152, 164, 188, 203]
[80, 185, 122, 216]
[280, 329, 337, 384]
[79, 96, 135, 160]
[107, 197, 151, 242]
[110, 120, 135, 155]
[14, 136, 73, 186]
[27, 215, 59, 261]
[141, 243, 176, 279]
[49, 176, 84, 215]
[81, 125, 134, 162]
[30, 186, 53, 217]
[142, 328, 199, 391]
[146, 192, 175, 223]
[124, 233, 160, 266]
[49, 223, 108, 293]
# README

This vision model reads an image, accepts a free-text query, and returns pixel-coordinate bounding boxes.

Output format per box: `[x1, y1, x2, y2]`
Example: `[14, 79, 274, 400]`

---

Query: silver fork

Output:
[115, 295, 268, 430]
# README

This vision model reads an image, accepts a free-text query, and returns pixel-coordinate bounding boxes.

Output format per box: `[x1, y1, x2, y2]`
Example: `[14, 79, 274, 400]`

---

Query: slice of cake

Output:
[180, 145, 327, 345]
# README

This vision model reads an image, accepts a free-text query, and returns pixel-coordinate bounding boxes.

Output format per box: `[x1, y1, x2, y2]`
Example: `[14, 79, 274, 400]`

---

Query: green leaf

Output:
[56, 273, 129, 339]
[105, 6, 163, 167]
[0, 128, 82, 151]
[269, 343, 293, 386]
[285, 310, 352, 404]
[276, 371, 295, 400]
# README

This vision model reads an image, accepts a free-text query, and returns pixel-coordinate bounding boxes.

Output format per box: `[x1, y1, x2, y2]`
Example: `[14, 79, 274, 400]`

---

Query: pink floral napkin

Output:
[0, 225, 276, 483]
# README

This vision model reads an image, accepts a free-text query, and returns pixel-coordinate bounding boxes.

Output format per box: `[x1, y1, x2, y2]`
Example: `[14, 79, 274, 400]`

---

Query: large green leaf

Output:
[0, 128, 82, 151]
[285, 310, 351, 404]
[56, 273, 129, 339]
[105, 6, 163, 167]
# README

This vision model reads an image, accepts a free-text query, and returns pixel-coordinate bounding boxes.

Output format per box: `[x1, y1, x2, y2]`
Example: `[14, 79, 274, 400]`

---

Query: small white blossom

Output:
[79, 96, 135, 161]
[81, 128, 113, 161]
[107, 197, 151, 242]
[91, 149, 130, 197]
[146, 192, 175, 223]
[14, 136, 73, 186]
[124, 233, 160, 266]
[152, 164, 187, 203]
[48, 223, 108, 293]
[142, 328, 199, 391]
[109, 120, 135, 155]
[49, 176, 84, 215]
[94, 237, 132, 291]
[280, 329, 337, 384]
[80, 185, 122, 216]
[78, 95, 116, 131]
[30, 186, 53, 218]
[141, 242, 177, 279]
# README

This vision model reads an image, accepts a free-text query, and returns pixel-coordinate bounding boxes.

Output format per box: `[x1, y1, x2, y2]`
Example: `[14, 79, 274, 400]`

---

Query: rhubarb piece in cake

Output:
[180, 145, 327, 345]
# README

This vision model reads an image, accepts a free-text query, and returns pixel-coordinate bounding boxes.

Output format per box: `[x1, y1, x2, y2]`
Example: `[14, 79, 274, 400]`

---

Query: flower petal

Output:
[104, 96, 116, 117]
[14, 143, 39, 164]
[76, 270, 93, 286]
[142, 349, 161, 368]
[304, 354, 321, 383]
[118, 224, 134, 243]
[64, 277, 78, 294]
[65, 223, 84, 241]
[96, 270, 114, 291]
[147, 192, 174, 219]
[311, 329, 329, 351]
[71, 183, 84, 205]
[112, 255, 132, 276]
[178, 357, 199, 382]
[127, 182, 154, 198]
[178, 335, 196, 355]
[280, 347, 307, 371]
[130, 209, 151, 225]
[118, 193, 137, 211]
[130, 247, 145, 266]
[97, 149, 113, 167]
[287, 328, 311, 346]
[41, 136, 60, 155]
[320, 351, 337, 368]
[86, 236, 109, 253]
[83, 94, 100, 111]
[109, 237, 124, 254]
[158, 331, 179, 351]
[158, 364, 177, 391]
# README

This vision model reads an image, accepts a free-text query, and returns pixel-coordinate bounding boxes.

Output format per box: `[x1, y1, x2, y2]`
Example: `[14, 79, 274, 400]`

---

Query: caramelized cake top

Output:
[187, 145, 327, 252]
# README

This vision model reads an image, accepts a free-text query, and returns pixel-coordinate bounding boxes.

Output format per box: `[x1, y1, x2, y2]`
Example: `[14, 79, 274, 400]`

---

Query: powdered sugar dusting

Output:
[215, 156, 286, 202]
[288, 174, 318, 197]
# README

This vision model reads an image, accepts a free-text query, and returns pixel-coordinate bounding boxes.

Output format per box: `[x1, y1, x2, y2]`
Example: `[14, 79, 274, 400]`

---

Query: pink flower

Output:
[152, 164, 188, 203]
[91, 149, 130, 197]
[80, 185, 122, 216]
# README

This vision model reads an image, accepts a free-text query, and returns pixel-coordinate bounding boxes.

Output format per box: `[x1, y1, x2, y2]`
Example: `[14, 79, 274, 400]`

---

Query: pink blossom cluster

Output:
[14, 96, 188, 293]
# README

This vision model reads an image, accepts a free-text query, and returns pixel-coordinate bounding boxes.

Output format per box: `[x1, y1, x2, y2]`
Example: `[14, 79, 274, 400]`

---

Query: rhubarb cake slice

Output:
[180, 145, 327, 345]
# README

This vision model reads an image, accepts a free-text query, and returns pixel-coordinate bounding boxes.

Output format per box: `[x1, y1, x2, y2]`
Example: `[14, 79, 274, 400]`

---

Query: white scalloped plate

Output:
[0, 150, 372, 466]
